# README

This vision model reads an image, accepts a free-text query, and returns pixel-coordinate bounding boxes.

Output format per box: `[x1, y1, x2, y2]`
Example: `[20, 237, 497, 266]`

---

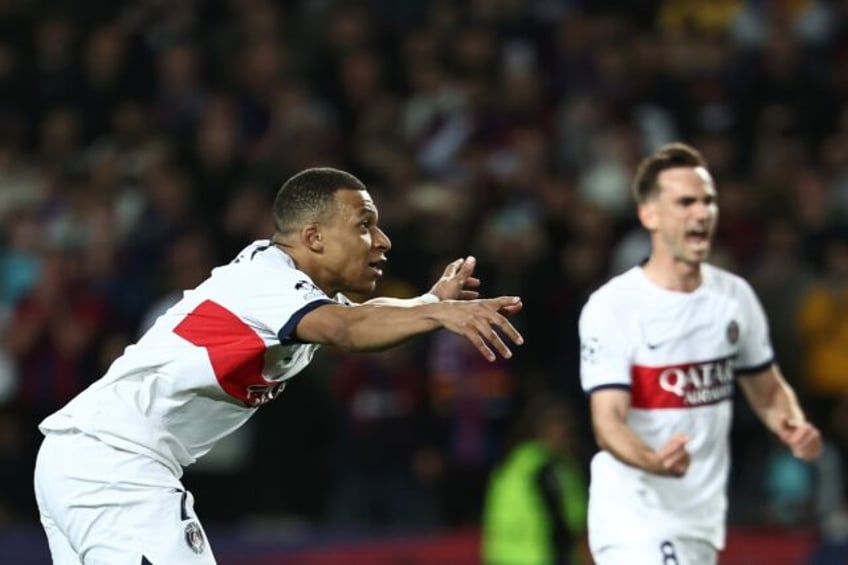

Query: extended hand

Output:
[438, 296, 523, 361]
[779, 418, 823, 461]
[429, 256, 481, 301]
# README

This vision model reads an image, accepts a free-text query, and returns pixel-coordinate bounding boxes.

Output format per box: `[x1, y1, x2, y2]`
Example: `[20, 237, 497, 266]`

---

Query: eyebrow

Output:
[354, 206, 378, 222]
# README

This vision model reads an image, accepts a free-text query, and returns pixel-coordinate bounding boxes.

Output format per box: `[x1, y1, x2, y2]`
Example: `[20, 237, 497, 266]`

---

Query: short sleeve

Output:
[235, 268, 334, 345]
[734, 279, 774, 373]
[578, 293, 633, 393]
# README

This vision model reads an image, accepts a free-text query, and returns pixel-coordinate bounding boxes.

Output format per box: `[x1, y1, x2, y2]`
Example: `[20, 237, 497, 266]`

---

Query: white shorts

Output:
[34, 430, 216, 564]
[592, 537, 718, 565]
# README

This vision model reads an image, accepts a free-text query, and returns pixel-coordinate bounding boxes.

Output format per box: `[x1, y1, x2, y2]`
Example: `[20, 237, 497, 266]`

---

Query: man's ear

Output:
[638, 201, 658, 231]
[301, 223, 324, 252]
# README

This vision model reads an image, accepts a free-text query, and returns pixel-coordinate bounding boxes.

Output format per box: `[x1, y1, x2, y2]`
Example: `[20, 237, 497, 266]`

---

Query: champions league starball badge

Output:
[294, 279, 325, 300]
[581, 337, 600, 364]
[184, 521, 205, 554]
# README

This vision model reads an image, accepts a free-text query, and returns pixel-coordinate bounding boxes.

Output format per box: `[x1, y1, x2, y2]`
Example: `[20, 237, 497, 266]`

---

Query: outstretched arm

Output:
[295, 296, 523, 362]
[590, 388, 691, 476]
[738, 365, 822, 461]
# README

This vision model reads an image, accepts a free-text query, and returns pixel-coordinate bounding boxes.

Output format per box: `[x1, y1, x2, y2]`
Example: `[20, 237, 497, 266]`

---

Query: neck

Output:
[272, 235, 296, 264]
[642, 255, 703, 292]
[272, 234, 337, 297]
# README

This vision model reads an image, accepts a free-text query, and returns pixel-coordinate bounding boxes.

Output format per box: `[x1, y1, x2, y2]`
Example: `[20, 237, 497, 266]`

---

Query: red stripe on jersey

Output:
[631, 357, 735, 409]
[173, 299, 271, 406]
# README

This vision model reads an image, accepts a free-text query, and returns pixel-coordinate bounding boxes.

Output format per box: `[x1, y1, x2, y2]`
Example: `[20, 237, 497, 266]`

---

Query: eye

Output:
[360, 220, 372, 230]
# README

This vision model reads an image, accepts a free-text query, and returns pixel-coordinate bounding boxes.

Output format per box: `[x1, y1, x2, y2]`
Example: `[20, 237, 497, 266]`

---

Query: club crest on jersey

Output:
[726, 320, 739, 344]
[294, 279, 325, 300]
[184, 521, 205, 554]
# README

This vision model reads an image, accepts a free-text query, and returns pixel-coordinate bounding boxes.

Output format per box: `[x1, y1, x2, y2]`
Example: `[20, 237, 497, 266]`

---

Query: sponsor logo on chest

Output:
[631, 356, 735, 409]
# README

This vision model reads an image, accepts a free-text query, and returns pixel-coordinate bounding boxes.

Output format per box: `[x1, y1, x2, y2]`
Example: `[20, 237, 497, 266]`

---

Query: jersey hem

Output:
[735, 358, 773, 376]
[277, 299, 334, 344]
[585, 383, 631, 396]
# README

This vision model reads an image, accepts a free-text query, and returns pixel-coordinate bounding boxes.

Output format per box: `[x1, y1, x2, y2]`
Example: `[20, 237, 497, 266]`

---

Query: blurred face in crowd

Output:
[318, 189, 392, 296]
[639, 166, 718, 267]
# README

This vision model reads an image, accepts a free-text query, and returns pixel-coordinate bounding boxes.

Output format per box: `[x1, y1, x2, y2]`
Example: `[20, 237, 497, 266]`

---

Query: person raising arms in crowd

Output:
[578, 142, 821, 565]
[33, 167, 524, 564]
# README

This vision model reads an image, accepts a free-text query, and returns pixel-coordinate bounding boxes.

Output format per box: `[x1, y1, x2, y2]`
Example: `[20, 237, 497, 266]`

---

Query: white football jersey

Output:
[579, 264, 774, 550]
[40, 240, 348, 476]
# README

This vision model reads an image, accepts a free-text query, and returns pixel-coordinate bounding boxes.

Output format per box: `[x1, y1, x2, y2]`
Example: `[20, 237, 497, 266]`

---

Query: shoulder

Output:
[220, 241, 300, 278]
[703, 264, 758, 298]
[580, 268, 643, 324]
[584, 268, 642, 308]
[212, 242, 332, 300]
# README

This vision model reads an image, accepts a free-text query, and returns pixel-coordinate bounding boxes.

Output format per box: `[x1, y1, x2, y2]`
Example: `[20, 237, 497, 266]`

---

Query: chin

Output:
[684, 247, 710, 263]
[677, 254, 706, 268]
[354, 281, 377, 295]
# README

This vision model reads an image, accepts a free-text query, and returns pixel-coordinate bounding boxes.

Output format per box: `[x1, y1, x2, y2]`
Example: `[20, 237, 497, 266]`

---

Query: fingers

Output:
[657, 434, 690, 477]
[491, 311, 524, 347]
[444, 256, 476, 277]
[456, 256, 476, 277]
[485, 307, 524, 361]
[452, 258, 479, 293]
[457, 290, 480, 300]
[498, 300, 524, 317]
[792, 440, 822, 461]
[665, 454, 690, 477]
[783, 421, 823, 460]
[443, 258, 464, 277]
[465, 276, 481, 289]
[492, 296, 522, 309]
[468, 328, 508, 362]
[465, 318, 520, 362]
[665, 433, 690, 448]
[432, 257, 480, 301]
[452, 297, 524, 362]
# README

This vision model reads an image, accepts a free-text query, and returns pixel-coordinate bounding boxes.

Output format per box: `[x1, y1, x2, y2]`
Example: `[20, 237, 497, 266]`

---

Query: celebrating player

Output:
[578, 142, 821, 565]
[33, 167, 524, 564]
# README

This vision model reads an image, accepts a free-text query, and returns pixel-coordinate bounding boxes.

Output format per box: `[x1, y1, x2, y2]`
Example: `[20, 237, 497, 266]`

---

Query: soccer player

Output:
[578, 142, 821, 565]
[33, 167, 524, 564]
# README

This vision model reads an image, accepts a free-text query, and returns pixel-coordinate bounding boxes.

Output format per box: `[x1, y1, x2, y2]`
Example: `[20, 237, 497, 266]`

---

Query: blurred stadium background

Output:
[1, 0, 847, 563]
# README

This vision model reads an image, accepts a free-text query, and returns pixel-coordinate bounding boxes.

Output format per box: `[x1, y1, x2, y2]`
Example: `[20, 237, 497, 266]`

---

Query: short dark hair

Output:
[272, 167, 367, 234]
[631, 142, 707, 203]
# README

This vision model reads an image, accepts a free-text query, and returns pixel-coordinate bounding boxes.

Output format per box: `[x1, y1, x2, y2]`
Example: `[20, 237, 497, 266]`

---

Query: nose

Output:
[694, 201, 714, 221]
[375, 227, 391, 251]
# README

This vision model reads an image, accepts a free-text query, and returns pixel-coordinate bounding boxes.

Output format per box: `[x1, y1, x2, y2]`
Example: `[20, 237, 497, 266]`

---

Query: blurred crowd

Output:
[1, 0, 848, 554]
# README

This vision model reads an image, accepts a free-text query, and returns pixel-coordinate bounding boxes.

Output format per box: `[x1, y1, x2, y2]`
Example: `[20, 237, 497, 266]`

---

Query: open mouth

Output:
[368, 260, 385, 277]
[685, 228, 710, 247]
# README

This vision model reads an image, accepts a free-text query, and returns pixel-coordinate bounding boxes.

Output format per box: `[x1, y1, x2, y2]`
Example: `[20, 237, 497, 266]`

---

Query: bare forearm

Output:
[362, 294, 437, 308]
[302, 302, 444, 351]
[765, 387, 804, 435]
[744, 373, 805, 435]
[590, 389, 690, 477]
[594, 419, 662, 473]
[740, 367, 822, 460]
[298, 296, 522, 360]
